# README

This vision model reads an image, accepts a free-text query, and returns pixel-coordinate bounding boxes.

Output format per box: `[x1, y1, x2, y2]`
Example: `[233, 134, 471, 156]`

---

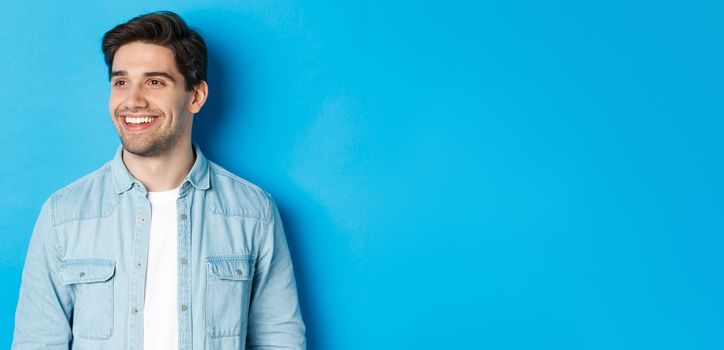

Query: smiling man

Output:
[12, 11, 305, 350]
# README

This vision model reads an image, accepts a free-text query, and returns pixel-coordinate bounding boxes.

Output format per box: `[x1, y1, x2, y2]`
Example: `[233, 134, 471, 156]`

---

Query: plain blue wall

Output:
[1, 1, 723, 349]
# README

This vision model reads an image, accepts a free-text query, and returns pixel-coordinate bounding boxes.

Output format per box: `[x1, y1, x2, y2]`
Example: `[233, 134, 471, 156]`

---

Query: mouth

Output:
[119, 114, 160, 132]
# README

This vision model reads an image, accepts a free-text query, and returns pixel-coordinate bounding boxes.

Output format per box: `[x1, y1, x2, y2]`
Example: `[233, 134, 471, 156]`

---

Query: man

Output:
[12, 11, 305, 350]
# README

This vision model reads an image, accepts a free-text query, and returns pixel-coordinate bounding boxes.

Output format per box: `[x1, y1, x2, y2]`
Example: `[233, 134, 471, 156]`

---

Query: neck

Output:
[122, 143, 195, 192]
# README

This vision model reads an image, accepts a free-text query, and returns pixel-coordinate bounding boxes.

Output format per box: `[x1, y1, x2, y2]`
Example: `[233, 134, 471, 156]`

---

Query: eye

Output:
[149, 79, 165, 86]
[113, 80, 126, 87]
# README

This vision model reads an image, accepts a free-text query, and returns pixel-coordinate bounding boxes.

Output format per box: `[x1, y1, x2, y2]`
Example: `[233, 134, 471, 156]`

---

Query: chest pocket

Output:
[59, 259, 116, 340]
[206, 256, 255, 338]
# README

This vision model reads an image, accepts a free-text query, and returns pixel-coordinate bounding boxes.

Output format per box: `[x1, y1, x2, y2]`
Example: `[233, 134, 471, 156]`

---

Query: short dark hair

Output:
[102, 11, 207, 91]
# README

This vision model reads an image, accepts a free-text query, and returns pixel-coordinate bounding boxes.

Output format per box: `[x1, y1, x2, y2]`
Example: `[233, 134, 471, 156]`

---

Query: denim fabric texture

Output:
[12, 144, 306, 349]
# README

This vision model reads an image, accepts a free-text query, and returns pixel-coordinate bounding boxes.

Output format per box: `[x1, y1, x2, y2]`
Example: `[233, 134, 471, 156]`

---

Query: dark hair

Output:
[102, 11, 207, 91]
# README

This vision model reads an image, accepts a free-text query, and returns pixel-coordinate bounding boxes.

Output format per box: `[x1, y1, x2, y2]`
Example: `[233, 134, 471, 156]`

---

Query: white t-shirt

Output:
[143, 187, 180, 350]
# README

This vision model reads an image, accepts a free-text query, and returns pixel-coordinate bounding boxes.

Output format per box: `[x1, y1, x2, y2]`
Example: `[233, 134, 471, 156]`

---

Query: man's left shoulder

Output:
[205, 161, 275, 221]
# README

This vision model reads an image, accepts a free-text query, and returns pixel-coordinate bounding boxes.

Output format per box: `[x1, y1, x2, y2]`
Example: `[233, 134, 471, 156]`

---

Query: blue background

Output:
[1, 1, 723, 349]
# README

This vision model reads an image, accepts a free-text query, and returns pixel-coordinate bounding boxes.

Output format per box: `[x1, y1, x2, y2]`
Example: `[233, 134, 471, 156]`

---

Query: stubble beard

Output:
[119, 128, 182, 158]
[115, 110, 184, 158]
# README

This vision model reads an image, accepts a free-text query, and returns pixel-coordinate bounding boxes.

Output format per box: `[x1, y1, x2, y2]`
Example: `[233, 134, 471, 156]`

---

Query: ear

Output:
[188, 81, 208, 114]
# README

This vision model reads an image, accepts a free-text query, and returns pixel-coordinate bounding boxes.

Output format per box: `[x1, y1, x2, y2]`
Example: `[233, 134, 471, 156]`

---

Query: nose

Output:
[123, 84, 148, 110]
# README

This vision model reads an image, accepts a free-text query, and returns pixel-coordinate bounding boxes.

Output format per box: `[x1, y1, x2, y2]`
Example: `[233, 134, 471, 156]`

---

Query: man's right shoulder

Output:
[43, 161, 118, 226]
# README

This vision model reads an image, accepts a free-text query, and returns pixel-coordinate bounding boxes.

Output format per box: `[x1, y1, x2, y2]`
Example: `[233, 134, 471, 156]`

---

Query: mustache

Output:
[115, 108, 163, 117]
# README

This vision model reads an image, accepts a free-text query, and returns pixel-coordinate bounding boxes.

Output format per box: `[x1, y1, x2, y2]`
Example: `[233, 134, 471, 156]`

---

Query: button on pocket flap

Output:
[207, 256, 254, 281]
[59, 259, 116, 285]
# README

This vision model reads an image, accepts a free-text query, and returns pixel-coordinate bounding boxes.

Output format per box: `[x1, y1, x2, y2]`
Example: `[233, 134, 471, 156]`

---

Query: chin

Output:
[121, 137, 179, 158]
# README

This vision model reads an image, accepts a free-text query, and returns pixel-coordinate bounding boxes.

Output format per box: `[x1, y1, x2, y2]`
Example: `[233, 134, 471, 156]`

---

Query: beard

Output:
[119, 129, 182, 157]
[114, 108, 184, 158]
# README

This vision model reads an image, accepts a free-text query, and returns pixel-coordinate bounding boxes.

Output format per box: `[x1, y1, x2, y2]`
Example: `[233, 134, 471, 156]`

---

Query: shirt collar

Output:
[111, 143, 211, 194]
[185, 143, 211, 191]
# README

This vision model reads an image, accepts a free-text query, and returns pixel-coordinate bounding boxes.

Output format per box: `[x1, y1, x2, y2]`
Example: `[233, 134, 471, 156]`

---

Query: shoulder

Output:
[205, 161, 274, 222]
[47, 162, 119, 226]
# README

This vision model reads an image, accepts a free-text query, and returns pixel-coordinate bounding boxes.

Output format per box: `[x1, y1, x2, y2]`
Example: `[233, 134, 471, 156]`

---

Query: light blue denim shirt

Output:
[12, 144, 306, 349]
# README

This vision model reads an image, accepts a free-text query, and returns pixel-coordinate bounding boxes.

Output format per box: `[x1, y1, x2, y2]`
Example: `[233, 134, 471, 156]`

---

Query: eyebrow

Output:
[110, 70, 177, 83]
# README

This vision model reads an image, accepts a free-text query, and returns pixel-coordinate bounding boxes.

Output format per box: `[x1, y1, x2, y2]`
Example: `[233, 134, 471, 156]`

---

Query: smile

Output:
[121, 115, 159, 131]
[125, 116, 156, 124]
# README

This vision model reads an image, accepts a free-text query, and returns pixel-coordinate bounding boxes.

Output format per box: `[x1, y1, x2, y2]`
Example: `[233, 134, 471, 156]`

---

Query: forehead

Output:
[112, 42, 180, 75]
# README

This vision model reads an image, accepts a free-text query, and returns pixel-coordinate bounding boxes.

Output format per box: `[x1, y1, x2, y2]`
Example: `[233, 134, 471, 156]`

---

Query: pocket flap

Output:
[59, 259, 116, 285]
[207, 256, 254, 281]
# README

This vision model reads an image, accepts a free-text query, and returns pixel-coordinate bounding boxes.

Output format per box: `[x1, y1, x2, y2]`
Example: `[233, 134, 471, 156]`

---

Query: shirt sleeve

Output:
[12, 198, 73, 349]
[246, 197, 306, 350]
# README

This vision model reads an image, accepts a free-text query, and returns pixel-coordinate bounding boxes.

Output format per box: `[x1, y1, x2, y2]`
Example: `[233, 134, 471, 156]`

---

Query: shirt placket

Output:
[177, 183, 193, 349]
[130, 187, 151, 350]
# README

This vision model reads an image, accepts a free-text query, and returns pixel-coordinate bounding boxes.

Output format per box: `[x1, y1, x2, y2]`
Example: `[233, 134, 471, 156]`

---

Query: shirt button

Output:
[181, 304, 188, 311]
[135, 261, 142, 268]
[79, 272, 85, 278]
[180, 213, 188, 220]
[235, 269, 243, 275]
[139, 217, 145, 223]
[132, 307, 139, 314]
[180, 257, 187, 265]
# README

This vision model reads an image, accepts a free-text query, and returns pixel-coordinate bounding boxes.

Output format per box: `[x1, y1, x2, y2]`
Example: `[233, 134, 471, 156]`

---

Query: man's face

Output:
[109, 42, 194, 157]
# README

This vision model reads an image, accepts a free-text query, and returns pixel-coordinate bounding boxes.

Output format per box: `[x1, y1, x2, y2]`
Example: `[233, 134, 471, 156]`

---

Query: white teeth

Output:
[124, 116, 155, 124]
